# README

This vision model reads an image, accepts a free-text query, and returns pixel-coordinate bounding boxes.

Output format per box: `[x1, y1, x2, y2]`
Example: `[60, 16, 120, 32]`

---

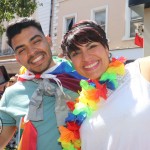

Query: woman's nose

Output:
[81, 51, 91, 61]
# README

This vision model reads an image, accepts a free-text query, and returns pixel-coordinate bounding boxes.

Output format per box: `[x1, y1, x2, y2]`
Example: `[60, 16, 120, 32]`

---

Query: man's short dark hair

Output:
[6, 17, 44, 48]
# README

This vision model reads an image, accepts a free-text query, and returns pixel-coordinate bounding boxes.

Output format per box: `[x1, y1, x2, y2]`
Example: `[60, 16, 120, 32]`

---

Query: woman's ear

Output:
[46, 35, 52, 46]
[106, 48, 109, 57]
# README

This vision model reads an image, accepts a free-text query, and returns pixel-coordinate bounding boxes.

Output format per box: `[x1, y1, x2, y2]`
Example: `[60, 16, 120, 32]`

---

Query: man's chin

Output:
[27, 60, 51, 73]
[30, 66, 49, 74]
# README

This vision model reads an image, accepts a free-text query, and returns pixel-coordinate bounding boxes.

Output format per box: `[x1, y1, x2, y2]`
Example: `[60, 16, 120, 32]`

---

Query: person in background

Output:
[0, 66, 9, 99]
[6, 75, 18, 87]
[0, 17, 83, 150]
[4, 75, 18, 150]
[60, 20, 150, 150]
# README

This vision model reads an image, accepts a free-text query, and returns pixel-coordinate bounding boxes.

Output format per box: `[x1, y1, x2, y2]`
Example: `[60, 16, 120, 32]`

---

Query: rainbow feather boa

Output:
[58, 57, 126, 150]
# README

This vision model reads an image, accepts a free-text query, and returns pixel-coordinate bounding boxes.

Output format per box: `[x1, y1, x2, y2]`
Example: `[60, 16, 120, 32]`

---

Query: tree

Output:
[0, 0, 39, 35]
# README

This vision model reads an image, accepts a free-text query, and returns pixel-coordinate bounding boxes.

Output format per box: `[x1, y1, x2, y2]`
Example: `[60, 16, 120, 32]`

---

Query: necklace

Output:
[58, 57, 126, 150]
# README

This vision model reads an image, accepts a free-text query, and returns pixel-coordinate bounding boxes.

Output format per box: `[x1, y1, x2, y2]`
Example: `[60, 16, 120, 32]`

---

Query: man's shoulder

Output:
[3, 80, 37, 98]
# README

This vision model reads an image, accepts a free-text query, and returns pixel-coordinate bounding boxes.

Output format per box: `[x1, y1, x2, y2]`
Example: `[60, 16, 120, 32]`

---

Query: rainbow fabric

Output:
[58, 57, 126, 150]
[17, 118, 37, 150]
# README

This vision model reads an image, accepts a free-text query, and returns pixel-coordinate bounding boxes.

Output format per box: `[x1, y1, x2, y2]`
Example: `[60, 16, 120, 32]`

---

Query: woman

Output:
[59, 20, 150, 150]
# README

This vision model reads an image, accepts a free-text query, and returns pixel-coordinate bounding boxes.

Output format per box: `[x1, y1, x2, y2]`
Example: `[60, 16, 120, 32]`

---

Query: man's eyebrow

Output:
[14, 45, 24, 52]
[14, 35, 42, 52]
[30, 35, 42, 42]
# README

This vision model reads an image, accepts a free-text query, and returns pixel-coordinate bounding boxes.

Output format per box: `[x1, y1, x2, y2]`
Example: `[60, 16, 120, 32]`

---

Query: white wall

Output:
[36, 0, 51, 35]
[111, 48, 144, 60]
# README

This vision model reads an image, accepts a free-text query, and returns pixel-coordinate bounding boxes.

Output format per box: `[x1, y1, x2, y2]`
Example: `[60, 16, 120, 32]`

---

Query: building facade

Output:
[0, 0, 149, 74]
[129, 0, 150, 56]
[50, 0, 145, 60]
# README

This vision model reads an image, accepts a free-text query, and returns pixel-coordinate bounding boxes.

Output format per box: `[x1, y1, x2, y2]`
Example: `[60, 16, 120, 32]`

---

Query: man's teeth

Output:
[84, 61, 98, 68]
[32, 55, 43, 63]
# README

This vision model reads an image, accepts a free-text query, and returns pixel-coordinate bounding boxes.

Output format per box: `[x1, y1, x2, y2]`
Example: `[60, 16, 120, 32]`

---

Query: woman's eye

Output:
[89, 44, 97, 49]
[70, 51, 80, 57]
[70, 53, 77, 57]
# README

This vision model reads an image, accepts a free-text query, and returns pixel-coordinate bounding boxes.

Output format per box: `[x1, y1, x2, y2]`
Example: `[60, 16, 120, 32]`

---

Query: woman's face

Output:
[70, 42, 109, 80]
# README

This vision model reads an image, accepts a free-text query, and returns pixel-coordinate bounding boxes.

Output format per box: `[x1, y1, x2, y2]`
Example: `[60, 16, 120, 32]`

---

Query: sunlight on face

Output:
[70, 42, 109, 80]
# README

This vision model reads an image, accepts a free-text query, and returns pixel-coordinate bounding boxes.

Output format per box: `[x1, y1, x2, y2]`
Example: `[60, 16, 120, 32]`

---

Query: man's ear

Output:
[46, 35, 52, 46]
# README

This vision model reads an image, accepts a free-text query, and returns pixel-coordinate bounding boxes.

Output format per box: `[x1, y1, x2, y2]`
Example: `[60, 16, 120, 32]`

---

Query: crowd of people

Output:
[0, 17, 150, 150]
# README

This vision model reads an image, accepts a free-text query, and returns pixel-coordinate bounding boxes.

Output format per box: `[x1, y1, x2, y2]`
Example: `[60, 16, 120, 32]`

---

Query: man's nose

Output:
[26, 46, 36, 56]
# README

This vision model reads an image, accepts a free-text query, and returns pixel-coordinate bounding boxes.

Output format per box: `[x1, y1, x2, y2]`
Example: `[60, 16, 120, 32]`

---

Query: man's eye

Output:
[34, 39, 41, 44]
[17, 48, 25, 54]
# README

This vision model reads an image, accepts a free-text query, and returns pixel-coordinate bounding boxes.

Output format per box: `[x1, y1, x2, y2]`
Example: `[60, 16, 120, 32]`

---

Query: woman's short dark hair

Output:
[6, 17, 44, 48]
[61, 20, 109, 58]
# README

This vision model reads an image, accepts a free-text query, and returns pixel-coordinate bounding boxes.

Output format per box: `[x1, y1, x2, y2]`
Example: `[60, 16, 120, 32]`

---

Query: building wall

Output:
[51, 0, 143, 60]
[36, 0, 51, 35]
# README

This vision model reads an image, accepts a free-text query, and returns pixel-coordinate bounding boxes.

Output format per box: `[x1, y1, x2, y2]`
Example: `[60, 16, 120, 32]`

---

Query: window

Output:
[66, 17, 75, 32]
[94, 10, 106, 31]
[63, 13, 77, 35]
[91, 6, 108, 33]
[124, 0, 144, 39]
[130, 6, 144, 37]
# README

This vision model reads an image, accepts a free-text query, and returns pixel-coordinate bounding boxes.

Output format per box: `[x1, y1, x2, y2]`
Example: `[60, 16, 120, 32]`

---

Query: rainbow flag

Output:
[18, 118, 37, 150]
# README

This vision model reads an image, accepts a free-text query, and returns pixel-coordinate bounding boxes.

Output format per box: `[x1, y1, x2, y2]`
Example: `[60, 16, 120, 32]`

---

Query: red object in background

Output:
[134, 33, 143, 48]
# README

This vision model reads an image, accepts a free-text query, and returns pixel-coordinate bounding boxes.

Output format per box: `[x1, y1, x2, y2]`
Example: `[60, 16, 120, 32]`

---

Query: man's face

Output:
[11, 26, 55, 73]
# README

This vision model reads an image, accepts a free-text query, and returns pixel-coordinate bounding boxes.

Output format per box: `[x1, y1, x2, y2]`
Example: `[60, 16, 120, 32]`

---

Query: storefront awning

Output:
[129, 0, 150, 7]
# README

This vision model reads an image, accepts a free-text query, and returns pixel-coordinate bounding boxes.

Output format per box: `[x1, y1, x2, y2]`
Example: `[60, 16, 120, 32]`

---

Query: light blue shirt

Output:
[0, 80, 79, 150]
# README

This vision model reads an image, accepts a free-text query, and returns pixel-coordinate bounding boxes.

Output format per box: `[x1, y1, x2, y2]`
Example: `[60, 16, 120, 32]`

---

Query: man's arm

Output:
[0, 126, 16, 149]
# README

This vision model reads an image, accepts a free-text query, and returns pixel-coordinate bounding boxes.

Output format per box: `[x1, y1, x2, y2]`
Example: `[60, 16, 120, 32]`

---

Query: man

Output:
[0, 17, 82, 150]
[6, 75, 18, 87]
